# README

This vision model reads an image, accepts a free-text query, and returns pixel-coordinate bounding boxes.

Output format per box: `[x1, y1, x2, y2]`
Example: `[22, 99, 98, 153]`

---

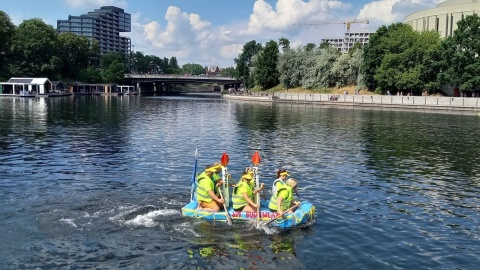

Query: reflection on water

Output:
[0, 96, 479, 269]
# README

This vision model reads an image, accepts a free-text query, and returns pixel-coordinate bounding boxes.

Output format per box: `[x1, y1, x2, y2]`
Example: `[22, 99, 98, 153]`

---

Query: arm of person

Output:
[207, 190, 224, 204]
[242, 192, 257, 208]
[277, 196, 285, 216]
[253, 183, 265, 194]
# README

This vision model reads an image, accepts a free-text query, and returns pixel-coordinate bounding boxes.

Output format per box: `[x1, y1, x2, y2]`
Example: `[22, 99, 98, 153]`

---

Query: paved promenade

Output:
[224, 92, 480, 114]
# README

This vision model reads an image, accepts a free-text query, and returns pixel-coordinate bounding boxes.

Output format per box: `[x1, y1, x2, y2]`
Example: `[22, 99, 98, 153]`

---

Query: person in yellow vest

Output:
[196, 163, 225, 212]
[232, 171, 265, 212]
[269, 178, 300, 216]
[272, 169, 289, 195]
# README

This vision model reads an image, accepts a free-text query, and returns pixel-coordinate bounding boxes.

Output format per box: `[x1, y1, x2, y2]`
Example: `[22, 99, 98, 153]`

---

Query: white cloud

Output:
[220, 44, 244, 59]
[129, 6, 225, 66]
[358, 0, 442, 25]
[65, 0, 127, 9]
[242, 0, 351, 35]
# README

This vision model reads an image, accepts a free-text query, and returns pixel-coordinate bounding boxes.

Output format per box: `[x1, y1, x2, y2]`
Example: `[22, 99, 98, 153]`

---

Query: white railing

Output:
[236, 92, 480, 109]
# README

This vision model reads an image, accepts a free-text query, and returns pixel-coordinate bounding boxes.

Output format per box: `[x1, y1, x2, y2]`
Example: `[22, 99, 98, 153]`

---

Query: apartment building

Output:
[57, 6, 131, 55]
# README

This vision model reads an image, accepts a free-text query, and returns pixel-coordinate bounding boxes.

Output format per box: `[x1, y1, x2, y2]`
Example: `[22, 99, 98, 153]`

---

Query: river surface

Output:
[0, 94, 479, 269]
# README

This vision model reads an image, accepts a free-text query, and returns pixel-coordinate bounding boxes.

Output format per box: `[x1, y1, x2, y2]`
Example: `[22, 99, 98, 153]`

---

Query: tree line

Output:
[234, 14, 480, 95]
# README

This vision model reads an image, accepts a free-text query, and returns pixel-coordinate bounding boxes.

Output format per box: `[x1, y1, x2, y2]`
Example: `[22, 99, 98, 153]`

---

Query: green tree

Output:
[100, 52, 125, 70]
[331, 53, 351, 87]
[10, 18, 60, 78]
[182, 63, 204, 75]
[57, 33, 91, 80]
[319, 41, 331, 49]
[348, 42, 363, 56]
[372, 24, 440, 94]
[363, 23, 404, 91]
[438, 14, 480, 92]
[303, 46, 340, 89]
[102, 60, 125, 83]
[78, 66, 102, 83]
[254, 40, 280, 89]
[0, 11, 15, 80]
[88, 39, 100, 67]
[304, 43, 316, 52]
[279, 37, 290, 51]
[234, 40, 263, 89]
[220, 66, 235, 77]
[169, 56, 178, 68]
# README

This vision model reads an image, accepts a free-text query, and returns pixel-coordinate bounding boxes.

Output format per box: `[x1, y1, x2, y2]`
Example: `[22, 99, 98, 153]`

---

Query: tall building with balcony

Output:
[321, 31, 374, 54]
[57, 6, 131, 55]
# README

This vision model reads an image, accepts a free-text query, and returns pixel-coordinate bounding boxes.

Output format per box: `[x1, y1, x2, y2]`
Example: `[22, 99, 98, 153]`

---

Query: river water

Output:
[0, 95, 479, 269]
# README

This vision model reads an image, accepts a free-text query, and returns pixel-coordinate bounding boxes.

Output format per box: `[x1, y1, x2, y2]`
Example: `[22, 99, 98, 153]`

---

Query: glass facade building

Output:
[57, 6, 131, 55]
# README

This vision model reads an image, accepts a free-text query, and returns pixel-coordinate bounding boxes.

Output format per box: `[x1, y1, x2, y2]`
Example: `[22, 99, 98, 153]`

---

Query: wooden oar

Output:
[251, 151, 261, 223]
[218, 188, 232, 226]
[220, 152, 232, 226]
[220, 153, 230, 208]
[264, 203, 299, 227]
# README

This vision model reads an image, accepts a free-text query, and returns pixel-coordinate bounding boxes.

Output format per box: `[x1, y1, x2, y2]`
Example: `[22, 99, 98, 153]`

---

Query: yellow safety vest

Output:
[232, 181, 253, 209]
[268, 185, 293, 211]
[196, 172, 215, 203]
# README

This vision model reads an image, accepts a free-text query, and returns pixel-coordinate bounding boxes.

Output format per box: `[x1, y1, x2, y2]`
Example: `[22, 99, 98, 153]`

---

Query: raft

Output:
[181, 199, 316, 229]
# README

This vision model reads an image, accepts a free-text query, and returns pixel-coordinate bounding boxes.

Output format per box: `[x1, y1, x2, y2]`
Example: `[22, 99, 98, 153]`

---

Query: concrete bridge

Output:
[124, 74, 241, 93]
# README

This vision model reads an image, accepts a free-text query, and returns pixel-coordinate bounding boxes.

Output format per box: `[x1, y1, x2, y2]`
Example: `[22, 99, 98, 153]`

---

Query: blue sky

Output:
[1, 0, 443, 67]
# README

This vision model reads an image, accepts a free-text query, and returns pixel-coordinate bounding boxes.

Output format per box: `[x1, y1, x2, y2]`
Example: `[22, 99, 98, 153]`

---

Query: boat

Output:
[181, 200, 316, 229]
[181, 150, 316, 229]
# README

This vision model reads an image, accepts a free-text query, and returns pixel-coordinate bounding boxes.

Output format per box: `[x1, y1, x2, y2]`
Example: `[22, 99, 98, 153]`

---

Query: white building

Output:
[0, 78, 52, 96]
[321, 31, 374, 54]
[405, 0, 480, 38]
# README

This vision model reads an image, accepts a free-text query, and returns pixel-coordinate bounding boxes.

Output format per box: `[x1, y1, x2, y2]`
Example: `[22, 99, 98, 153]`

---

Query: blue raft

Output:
[181, 200, 316, 229]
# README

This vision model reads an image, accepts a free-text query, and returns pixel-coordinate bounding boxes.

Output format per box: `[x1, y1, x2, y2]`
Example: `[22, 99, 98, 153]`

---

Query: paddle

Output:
[260, 204, 300, 228]
[251, 151, 261, 223]
[189, 148, 198, 202]
[220, 152, 232, 226]
[218, 188, 232, 226]
[264, 203, 299, 227]
[220, 153, 230, 208]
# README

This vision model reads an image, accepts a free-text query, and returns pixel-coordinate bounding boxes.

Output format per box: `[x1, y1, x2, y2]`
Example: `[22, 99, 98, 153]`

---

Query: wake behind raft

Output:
[181, 151, 316, 229]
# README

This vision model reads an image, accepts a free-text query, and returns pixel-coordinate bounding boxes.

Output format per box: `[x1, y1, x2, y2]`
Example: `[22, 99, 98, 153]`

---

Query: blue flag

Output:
[190, 148, 198, 202]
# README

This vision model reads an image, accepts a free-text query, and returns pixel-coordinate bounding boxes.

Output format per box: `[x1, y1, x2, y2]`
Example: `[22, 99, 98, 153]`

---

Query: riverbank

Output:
[223, 92, 480, 114]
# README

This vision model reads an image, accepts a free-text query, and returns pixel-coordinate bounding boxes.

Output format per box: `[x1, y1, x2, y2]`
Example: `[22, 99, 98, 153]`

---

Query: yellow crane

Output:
[294, 19, 369, 34]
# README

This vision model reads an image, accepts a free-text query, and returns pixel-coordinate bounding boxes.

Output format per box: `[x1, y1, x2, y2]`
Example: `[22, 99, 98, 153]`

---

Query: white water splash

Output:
[173, 222, 201, 237]
[59, 218, 78, 228]
[110, 206, 180, 228]
[124, 209, 180, 227]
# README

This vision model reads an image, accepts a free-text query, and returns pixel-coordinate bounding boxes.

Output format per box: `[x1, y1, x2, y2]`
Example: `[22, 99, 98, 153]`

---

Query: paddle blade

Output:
[226, 215, 233, 226]
[256, 221, 277, 235]
[221, 152, 229, 167]
[251, 151, 260, 166]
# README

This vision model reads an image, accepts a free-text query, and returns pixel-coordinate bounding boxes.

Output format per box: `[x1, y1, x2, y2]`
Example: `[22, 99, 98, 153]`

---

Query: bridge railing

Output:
[124, 74, 235, 80]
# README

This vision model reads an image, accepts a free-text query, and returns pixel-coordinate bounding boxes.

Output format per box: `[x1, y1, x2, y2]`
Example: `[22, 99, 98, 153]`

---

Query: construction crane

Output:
[294, 19, 369, 34]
